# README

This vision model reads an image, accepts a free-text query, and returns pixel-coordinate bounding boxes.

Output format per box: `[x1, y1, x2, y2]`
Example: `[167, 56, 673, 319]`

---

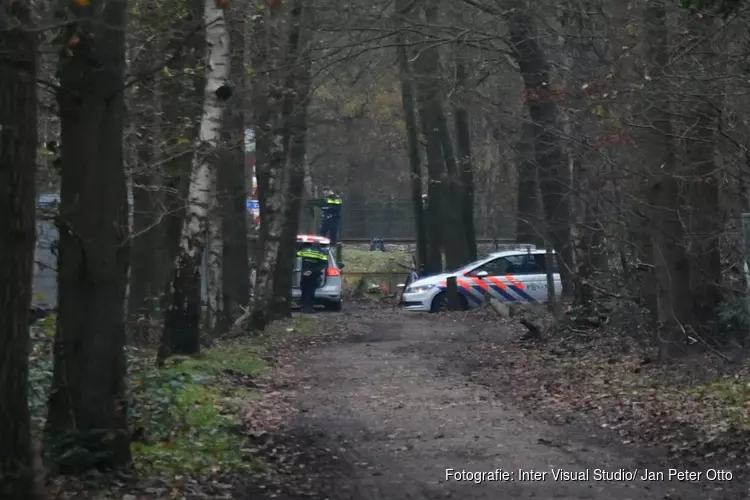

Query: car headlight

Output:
[405, 284, 435, 293]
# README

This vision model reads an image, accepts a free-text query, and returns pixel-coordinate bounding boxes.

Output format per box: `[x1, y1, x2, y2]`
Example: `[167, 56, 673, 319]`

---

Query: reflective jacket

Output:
[297, 248, 328, 273]
[320, 195, 342, 220]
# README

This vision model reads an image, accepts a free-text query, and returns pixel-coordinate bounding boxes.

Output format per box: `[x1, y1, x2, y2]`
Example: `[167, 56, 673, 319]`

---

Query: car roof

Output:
[296, 234, 330, 245]
[488, 248, 554, 258]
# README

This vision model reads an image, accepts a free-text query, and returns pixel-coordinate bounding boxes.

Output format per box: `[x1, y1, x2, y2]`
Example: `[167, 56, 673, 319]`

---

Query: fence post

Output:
[312, 206, 320, 234]
[742, 213, 750, 290]
[742, 213, 750, 334]
[336, 242, 343, 264]
[446, 277, 461, 311]
[387, 198, 393, 239]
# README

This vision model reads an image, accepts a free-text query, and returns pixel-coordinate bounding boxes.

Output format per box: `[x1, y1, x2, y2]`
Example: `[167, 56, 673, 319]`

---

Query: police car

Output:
[291, 234, 343, 311]
[401, 249, 562, 312]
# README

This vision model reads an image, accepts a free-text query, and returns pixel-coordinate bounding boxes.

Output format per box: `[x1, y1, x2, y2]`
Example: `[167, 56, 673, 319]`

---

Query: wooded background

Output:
[3, 0, 750, 496]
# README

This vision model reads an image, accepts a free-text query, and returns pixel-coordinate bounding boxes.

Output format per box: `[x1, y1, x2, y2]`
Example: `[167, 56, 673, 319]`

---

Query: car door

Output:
[465, 254, 541, 304]
[515, 253, 547, 302]
[530, 252, 562, 301]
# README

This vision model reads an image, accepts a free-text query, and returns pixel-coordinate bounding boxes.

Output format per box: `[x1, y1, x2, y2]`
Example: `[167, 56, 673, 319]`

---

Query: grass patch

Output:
[161, 341, 266, 377]
[286, 313, 316, 333]
[339, 248, 412, 273]
[678, 374, 750, 429]
[129, 340, 268, 476]
[129, 372, 263, 476]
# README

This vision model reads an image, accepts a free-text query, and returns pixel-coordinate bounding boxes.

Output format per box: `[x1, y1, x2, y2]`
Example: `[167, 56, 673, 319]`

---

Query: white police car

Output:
[401, 249, 562, 312]
[291, 234, 343, 311]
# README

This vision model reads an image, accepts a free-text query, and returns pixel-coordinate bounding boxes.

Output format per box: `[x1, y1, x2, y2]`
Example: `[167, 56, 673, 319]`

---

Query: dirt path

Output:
[251, 305, 733, 500]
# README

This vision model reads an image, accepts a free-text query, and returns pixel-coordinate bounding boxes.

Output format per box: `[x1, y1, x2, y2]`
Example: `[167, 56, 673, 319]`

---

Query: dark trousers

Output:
[320, 217, 339, 245]
[300, 273, 319, 312]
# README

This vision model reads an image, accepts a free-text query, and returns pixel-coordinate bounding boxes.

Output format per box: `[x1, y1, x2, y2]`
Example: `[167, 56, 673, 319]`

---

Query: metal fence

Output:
[335, 201, 514, 241]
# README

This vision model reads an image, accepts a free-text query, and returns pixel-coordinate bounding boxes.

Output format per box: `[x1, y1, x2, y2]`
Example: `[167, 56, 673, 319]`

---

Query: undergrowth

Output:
[29, 316, 269, 478]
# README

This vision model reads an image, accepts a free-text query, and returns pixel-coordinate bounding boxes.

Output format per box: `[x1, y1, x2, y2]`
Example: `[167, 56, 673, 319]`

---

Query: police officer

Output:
[297, 241, 328, 313]
[318, 187, 342, 245]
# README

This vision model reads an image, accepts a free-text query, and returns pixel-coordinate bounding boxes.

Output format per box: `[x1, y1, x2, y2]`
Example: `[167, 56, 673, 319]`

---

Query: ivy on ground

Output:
[29, 317, 268, 478]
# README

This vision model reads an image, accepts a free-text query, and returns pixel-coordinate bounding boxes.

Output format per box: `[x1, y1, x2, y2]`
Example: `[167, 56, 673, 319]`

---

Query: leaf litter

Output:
[430, 304, 750, 491]
[41, 314, 358, 500]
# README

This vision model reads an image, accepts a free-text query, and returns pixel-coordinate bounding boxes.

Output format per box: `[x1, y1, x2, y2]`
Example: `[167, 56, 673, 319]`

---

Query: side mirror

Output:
[475, 270, 489, 278]
[339, 263, 345, 269]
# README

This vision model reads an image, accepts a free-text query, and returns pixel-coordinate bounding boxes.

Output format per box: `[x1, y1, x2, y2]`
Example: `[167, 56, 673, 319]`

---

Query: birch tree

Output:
[160, 0, 231, 359]
[127, 0, 205, 329]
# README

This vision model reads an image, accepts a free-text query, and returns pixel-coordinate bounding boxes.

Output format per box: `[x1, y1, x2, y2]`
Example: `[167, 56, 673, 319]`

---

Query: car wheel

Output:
[324, 300, 342, 312]
[430, 292, 448, 312]
[430, 292, 467, 312]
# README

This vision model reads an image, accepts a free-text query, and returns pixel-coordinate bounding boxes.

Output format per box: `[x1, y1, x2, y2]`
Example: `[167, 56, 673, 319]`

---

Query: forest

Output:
[2, 0, 750, 497]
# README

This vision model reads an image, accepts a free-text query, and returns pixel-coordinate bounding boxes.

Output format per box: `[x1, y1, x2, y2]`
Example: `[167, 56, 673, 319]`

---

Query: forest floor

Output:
[46, 300, 750, 499]
[231, 301, 750, 500]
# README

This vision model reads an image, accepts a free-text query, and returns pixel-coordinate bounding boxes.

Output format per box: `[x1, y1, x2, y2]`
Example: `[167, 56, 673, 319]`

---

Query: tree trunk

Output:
[128, 89, 163, 329]
[685, 13, 722, 332]
[686, 105, 722, 330]
[395, 0, 428, 272]
[271, 0, 312, 319]
[157, 7, 205, 322]
[453, 45, 477, 262]
[244, 0, 289, 331]
[0, 2, 40, 495]
[160, 0, 231, 360]
[515, 120, 543, 246]
[435, 106, 470, 269]
[507, 8, 574, 296]
[247, 142, 286, 331]
[416, 0, 469, 271]
[412, 1, 449, 274]
[206, 192, 224, 334]
[220, 4, 250, 324]
[46, 0, 131, 470]
[642, 0, 692, 360]
[608, 0, 657, 324]
[252, 2, 277, 265]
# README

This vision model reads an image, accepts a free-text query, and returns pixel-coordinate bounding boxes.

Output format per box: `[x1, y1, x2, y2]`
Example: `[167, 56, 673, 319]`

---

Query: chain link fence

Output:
[321, 201, 516, 241]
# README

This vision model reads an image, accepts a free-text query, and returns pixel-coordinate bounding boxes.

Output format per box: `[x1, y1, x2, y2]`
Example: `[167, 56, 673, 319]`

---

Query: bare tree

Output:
[507, 6, 574, 296]
[220, 0, 251, 324]
[0, 0, 42, 494]
[245, 0, 295, 330]
[46, 0, 132, 469]
[452, 31, 478, 262]
[271, 0, 314, 319]
[395, 0, 428, 270]
[640, 0, 692, 359]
